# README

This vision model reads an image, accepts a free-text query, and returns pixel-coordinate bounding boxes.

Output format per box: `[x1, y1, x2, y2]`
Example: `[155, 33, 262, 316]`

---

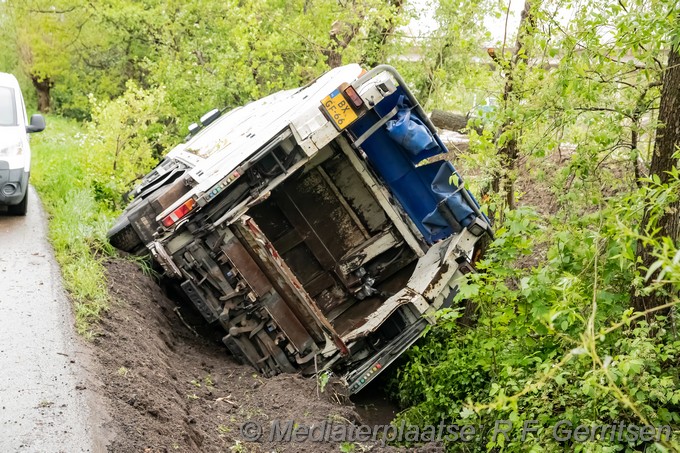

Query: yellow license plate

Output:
[321, 89, 358, 130]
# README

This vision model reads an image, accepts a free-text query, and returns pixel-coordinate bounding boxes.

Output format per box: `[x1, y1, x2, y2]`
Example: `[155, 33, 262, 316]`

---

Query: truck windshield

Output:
[0, 87, 17, 126]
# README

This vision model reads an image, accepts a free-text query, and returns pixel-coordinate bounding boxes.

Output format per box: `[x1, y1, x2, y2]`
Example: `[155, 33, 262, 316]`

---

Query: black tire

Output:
[108, 219, 143, 253]
[8, 192, 28, 216]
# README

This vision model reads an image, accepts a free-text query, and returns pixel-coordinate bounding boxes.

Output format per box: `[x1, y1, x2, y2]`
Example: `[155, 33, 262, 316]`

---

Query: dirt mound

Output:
[95, 258, 417, 452]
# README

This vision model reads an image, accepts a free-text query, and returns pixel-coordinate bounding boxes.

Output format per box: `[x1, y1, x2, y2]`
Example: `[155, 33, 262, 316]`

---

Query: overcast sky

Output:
[402, 0, 525, 45]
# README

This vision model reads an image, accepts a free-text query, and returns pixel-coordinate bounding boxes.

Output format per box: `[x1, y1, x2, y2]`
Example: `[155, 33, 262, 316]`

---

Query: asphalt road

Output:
[0, 187, 107, 452]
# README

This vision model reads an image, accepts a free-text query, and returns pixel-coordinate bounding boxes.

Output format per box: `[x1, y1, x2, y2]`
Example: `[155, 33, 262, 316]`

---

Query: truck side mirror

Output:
[188, 122, 200, 135]
[200, 108, 220, 128]
[26, 114, 46, 133]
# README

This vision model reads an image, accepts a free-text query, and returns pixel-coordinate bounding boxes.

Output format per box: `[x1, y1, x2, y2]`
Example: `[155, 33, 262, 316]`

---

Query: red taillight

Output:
[162, 198, 197, 228]
[343, 85, 363, 108]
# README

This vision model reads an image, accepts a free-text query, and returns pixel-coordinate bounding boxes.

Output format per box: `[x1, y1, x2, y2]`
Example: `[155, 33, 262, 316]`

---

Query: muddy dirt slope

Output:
[98, 258, 426, 452]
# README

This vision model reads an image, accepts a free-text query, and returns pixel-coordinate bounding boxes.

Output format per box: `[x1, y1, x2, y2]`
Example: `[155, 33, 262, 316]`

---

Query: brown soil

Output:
[95, 258, 429, 453]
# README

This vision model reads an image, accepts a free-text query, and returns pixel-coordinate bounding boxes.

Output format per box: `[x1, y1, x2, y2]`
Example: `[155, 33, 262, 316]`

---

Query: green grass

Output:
[31, 115, 115, 336]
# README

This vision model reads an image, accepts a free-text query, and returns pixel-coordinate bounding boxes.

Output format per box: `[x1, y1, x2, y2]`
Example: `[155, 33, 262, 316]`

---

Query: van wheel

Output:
[108, 219, 143, 253]
[9, 192, 28, 216]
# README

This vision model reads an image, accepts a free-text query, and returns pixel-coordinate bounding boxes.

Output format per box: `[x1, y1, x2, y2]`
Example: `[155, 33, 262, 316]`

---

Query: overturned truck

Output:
[108, 65, 492, 394]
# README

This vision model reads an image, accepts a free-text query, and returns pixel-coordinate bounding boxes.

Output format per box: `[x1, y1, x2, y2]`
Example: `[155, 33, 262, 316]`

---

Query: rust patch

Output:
[221, 236, 272, 298]
[425, 262, 449, 296]
[237, 217, 350, 356]
[261, 292, 315, 354]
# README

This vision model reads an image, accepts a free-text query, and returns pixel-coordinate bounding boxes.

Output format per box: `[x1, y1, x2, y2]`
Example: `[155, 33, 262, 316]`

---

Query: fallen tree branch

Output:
[173, 307, 199, 337]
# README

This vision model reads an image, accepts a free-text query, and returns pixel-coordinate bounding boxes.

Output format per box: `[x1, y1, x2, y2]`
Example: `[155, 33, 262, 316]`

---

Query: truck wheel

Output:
[108, 219, 143, 253]
[8, 192, 28, 216]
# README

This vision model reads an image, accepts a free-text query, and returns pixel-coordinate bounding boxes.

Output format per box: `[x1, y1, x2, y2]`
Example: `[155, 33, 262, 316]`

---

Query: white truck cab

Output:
[0, 73, 45, 215]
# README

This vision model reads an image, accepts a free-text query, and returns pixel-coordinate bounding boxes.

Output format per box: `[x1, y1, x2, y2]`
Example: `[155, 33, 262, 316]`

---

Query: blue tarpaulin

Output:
[348, 88, 480, 243]
[422, 162, 477, 236]
[385, 96, 438, 156]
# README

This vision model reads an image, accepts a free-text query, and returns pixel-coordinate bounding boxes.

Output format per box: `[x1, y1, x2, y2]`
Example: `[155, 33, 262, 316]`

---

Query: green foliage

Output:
[30, 92, 170, 333]
[81, 81, 170, 208]
[340, 441, 357, 452]
[395, 0, 498, 112]
[318, 371, 331, 393]
[390, 177, 680, 451]
[30, 117, 114, 336]
[5, 1, 680, 450]
[4, 0, 81, 81]
[2, 0, 406, 127]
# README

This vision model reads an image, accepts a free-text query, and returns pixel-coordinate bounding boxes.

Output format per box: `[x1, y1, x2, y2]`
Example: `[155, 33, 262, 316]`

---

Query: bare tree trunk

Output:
[32, 74, 53, 113]
[361, 0, 404, 68]
[325, 45, 344, 69]
[324, 19, 360, 68]
[489, 1, 534, 211]
[630, 80, 662, 188]
[430, 110, 469, 132]
[631, 123, 641, 186]
[631, 46, 680, 315]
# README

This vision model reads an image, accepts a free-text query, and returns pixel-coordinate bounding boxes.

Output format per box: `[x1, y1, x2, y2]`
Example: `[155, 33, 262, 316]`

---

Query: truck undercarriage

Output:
[109, 65, 491, 393]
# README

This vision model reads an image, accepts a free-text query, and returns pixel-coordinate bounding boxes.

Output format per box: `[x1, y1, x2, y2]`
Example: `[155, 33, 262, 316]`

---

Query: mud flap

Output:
[128, 200, 158, 244]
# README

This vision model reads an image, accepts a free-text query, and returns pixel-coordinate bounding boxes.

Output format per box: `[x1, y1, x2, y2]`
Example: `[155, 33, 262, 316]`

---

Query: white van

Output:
[0, 72, 45, 215]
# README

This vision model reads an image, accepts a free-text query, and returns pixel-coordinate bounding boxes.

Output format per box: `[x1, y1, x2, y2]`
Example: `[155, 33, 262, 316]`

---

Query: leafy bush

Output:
[80, 81, 171, 208]
[390, 197, 680, 452]
[31, 117, 114, 335]
[31, 86, 171, 334]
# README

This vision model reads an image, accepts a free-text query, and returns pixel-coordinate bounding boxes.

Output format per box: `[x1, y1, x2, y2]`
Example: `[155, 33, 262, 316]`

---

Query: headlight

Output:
[0, 142, 23, 157]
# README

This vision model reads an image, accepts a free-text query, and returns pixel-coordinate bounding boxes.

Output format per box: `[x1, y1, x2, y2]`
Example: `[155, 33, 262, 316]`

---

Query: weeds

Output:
[229, 440, 245, 453]
[318, 371, 331, 394]
[390, 186, 680, 451]
[31, 87, 167, 335]
[31, 116, 114, 336]
[340, 442, 356, 452]
[126, 254, 158, 278]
